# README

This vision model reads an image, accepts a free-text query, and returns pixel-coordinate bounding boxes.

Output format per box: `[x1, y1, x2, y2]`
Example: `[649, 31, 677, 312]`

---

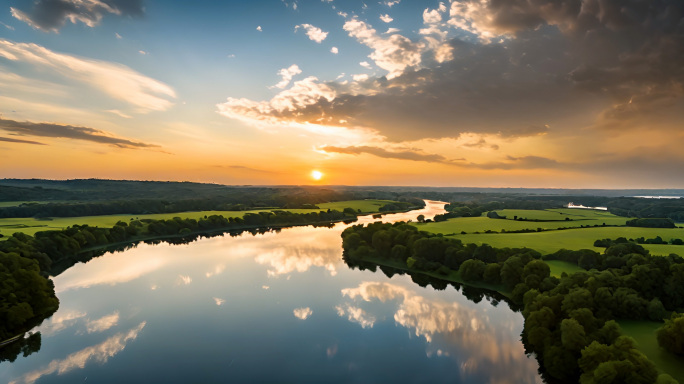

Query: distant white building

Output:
[566, 202, 608, 211]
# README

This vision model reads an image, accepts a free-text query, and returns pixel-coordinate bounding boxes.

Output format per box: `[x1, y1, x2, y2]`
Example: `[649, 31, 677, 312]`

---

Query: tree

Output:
[657, 313, 684, 355]
[417, 214, 425, 223]
[459, 259, 486, 282]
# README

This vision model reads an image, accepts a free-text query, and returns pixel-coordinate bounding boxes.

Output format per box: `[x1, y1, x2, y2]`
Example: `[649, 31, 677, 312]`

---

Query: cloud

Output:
[0, 136, 46, 145]
[213, 297, 226, 306]
[293, 307, 313, 320]
[320, 145, 457, 164]
[0, 39, 176, 112]
[359, 61, 372, 69]
[343, 17, 424, 79]
[330, 46, 338, 54]
[271, 64, 302, 89]
[115, 32, 122, 39]
[218, 76, 336, 125]
[338, 282, 541, 383]
[384, 0, 400, 7]
[462, 137, 498, 150]
[36, 310, 87, 336]
[0, 117, 159, 149]
[335, 304, 375, 328]
[219, 0, 684, 154]
[85, 311, 119, 333]
[295, 24, 329, 43]
[352, 74, 369, 82]
[205, 264, 226, 278]
[11, 0, 143, 33]
[422, 7, 443, 24]
[379, 14, 393, 23]
[178, 275, 192, 285]
[106, 109, 132, 118]
[470, 155, 562, 170]
[256, 25, 262, 31]
[11, 322, 146, 384]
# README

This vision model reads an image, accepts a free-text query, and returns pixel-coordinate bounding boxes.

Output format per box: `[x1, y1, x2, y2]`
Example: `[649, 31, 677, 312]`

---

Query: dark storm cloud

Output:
[10, 0, 144, 32]
[221, 0, 683, 141]
[0, 117, 158, 149]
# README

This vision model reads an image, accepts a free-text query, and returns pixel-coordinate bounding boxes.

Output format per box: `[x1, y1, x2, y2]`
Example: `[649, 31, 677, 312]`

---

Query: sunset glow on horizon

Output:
[1, 1, 683, 188]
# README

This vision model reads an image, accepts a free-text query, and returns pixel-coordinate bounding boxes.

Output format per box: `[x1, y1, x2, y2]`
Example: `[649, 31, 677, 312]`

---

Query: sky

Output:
[0, 0, 683, 188]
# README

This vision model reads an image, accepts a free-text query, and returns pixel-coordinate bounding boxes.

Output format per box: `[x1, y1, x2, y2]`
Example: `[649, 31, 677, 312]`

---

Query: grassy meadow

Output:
[415, 209, 684, 256]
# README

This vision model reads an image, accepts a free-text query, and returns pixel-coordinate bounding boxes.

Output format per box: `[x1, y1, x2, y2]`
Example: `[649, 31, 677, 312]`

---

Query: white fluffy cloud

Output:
[0, 39, 176, 112]
[271, 64, 302, 89]
[343, 18, 424, 79]
[293, 307, 313, 320]
[218, 76, 336, 125]
[295, 24, 329, 43]
[379, 14, 393, 23]
[330, 46, 339, 54]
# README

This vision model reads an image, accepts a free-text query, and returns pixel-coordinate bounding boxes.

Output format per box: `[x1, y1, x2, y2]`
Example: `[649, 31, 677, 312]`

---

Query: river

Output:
[0, 201, 542, 384]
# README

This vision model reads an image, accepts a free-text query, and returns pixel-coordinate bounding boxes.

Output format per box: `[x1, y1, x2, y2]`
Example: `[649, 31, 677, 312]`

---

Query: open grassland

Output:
[417, 215, 627, 235]
[495, 208, 625, 224]
[620, 320, 684, 381]
[415, 209, 684, 256]
[0, 200, 397, 238]
[448, 227, 684, 255]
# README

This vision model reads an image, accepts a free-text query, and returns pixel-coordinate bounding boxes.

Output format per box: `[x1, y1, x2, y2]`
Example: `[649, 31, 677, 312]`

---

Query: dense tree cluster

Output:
[341, 222, 684, 383]
[626, 218, 677, 229]
[0, 252, 59, 340]
[657, 313, 684, 355]
[378, 200, 422, 212]
[595, 237, 684, 247]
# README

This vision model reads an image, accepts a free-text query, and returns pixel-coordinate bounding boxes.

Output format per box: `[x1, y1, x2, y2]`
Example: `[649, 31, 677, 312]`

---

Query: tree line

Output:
[341, 222, 683, 383]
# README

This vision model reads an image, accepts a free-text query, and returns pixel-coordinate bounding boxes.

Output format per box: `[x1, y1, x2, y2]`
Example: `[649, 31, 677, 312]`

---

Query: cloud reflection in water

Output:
[10, 322, 146, 384]
[339, 281, 542, 384]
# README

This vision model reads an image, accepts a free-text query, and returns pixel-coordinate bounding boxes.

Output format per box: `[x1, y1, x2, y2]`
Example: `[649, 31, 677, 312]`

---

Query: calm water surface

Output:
[1, 201, 542, 383]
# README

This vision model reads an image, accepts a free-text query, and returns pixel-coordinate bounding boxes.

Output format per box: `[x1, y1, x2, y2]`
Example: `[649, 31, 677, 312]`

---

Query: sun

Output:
[311, 170, 323, 181]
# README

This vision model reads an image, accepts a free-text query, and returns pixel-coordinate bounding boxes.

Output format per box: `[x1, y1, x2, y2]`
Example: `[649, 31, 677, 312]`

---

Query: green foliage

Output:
[657, 313, 684, 355]
[459, 259, 486, 282]
[627, 218, 676, 229]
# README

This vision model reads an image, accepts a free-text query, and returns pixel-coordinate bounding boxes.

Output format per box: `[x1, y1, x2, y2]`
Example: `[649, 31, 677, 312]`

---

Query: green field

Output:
[496, 208, 624, 222]
[417, 215, 628, 236]
[0, 199, 398, 238]
[448, 227, 684, 255]
[317, 199, 399, 213]
[620, 320, 684, 381]
[414, 209, 684, 256]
